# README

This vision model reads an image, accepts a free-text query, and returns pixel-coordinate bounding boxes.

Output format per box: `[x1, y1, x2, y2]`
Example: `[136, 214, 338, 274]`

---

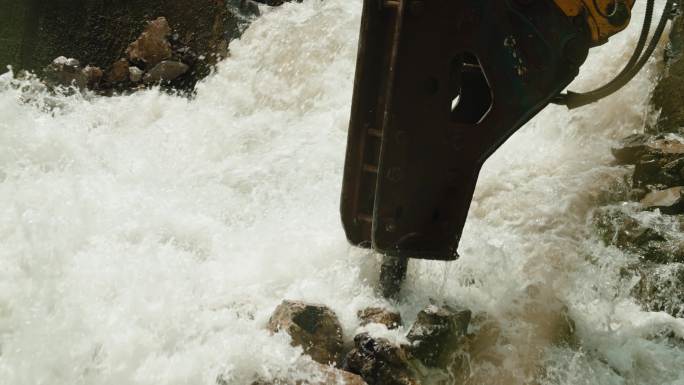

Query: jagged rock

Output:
[267, 300, 344, 365]
[143, 60, 189, 84]
[406, 304, 471, 368]
[631, 263, 684, 318]
[250, 363, 368, 385]
[594, 206, 666, 248]
[126, 17, 172, 68]
[129, 66, 144, 83]
[4, 0, 260, 93]
[358, 307, 402, 329]
[82, 65, 104, 89]
[609, 134, 684, 188]
[106, 58, 131, 83]
[594, 206, 684, 263]
[343, 333, 417, 385]
[612, 133, 653, 164]
[634, 157, 684, 189]
[641, 187, 684, 214]
[43, 56, 87, 88]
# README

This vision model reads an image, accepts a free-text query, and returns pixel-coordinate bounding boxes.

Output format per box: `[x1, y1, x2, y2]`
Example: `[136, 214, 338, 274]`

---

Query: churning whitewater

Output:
[1, 0, 683, 384]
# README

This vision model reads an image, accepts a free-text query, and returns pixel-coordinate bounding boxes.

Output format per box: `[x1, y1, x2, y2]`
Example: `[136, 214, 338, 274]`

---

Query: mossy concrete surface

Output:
[0, 0, 249, 75]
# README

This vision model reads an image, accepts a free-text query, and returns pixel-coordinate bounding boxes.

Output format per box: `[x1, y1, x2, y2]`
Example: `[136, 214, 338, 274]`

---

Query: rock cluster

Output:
[32, 0, 304, 95]
[596, 132, 684, 316]
[262, 301, 475, 385]
[593, 8, 684, 318]
[43, 17, 200, 94]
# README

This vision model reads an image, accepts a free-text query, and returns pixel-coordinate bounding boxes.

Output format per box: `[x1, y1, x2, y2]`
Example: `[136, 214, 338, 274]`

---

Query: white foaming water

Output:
[1, 1, 683, 384]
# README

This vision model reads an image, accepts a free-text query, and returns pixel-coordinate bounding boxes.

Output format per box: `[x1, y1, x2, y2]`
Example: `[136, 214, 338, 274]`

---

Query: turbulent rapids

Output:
[1, 0, 684, 384]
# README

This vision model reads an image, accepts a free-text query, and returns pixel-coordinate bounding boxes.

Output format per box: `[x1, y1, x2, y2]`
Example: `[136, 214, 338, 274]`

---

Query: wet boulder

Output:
[358, 307, 402, 330]
[406, 304, 471, 368]
[594, 205, 684, 263]
[343, 333, 418, 385]
[612, 133, 654, 165]
[125, 17, 172, 68]
[267, 300, 344, 365]
[631, 137, 684, 188]
[106, 58, 131, 84]
[143, 60, 189, 84]
[641, 187, 684, 215]
[43, 56, 87, 88]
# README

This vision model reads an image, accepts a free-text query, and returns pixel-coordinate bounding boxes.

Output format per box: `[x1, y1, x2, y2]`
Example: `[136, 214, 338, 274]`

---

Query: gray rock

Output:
[267, 300, 344, 365]
[43, 56, 87, 88]
[641, 187, 684, 214]
[358, 307, 402, 330]
[406, 304, 471, 368]
[629, 136, 684, 188]
[126, 17, 172, 67]
[129, 66, 144, 83]
[342, 333, 417, 385]
[143, 60, 189, 84]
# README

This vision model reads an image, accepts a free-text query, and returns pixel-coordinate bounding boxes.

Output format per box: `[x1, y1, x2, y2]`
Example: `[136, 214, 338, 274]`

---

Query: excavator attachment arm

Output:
[341, 0, 633, 261]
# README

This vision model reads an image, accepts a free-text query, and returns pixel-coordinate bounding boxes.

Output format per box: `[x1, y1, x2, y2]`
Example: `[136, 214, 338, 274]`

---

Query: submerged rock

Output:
[267, 300, 344, 365]
[593, 205, 684, 263]
[250, 363, 368, 385]
[126, 17, 173, 67]
[358, 307, 402, 329]
[143, 60, 189, 84]
[406, 304, 471, 368]
[631, 263, 684, 318]
[343, 333, 417, 385]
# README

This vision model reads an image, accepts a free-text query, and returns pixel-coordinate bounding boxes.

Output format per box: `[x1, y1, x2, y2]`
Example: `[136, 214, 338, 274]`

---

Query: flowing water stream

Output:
[1, 1, 684, 384]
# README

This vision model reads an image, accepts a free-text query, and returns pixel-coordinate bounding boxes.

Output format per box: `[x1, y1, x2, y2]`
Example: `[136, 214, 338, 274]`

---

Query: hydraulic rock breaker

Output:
[341, 0, 641, 273]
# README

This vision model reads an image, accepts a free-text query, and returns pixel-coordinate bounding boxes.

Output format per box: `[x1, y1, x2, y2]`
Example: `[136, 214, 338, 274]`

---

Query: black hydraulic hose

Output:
[610, 0, 655, 83]
[553, 0, 673, 109]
